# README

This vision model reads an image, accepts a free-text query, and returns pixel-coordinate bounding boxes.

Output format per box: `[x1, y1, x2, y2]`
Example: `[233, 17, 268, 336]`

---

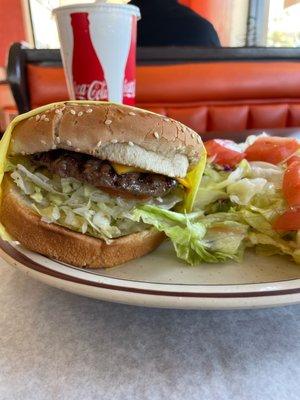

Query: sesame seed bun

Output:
[9, 102, 204, 178]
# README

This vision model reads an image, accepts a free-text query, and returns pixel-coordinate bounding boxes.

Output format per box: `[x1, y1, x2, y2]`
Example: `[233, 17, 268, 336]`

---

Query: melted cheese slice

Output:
[111, 162, 191, 189]
[176, 177, 191, 189]
[111, 163, 143, 175]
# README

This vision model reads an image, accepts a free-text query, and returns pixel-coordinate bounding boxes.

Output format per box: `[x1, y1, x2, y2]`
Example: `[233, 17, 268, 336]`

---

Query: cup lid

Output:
[53, 2, 141, 19]
[95, 0, 130, 3]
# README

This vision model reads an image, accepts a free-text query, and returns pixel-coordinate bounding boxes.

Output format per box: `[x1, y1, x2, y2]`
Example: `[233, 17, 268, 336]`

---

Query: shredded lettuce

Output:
[10, 163, 182, 242]
[133, 155, 298, 266]
[191, 157, 299, 264]
[0, 102, 72, 240]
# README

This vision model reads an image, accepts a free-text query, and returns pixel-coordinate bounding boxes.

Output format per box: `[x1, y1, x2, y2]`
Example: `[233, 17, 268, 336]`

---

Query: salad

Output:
[133, 134, 300, 265]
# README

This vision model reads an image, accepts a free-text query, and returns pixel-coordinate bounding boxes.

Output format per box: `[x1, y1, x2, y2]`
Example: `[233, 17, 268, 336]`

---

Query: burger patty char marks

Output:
[30, 150, 178, 199]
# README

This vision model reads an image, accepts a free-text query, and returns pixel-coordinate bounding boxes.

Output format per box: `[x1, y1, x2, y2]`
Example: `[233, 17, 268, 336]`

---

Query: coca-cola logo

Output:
[74, 80, 108, 101]
[74, 79, 136, 101]
[123, 79, 135, 98]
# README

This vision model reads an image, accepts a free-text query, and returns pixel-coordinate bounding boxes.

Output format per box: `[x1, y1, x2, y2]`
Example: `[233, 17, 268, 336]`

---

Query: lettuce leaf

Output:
[194, 159, 251, 210]
[227, 178, 267, 205]
[248, 231, 299, 264]
[215, 159, 252, 189]
[133, 205, 248, 265]
[194, 187, 227, 209]
[248, 161, 283, 189]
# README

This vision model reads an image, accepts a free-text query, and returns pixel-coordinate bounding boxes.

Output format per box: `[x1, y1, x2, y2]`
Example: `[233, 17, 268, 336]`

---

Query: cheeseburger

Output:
[0, 102, 205, 268]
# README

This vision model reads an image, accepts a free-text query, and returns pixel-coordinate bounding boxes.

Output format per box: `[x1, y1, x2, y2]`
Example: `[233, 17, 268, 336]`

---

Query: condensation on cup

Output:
[53, 1, 140, 105]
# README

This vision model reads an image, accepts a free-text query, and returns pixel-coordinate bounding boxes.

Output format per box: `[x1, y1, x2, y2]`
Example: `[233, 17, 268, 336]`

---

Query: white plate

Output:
[1, 240, 300, 309]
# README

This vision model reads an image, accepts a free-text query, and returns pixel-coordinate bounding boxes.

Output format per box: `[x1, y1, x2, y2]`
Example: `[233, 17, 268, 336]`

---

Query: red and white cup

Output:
[53, 2, 140, 105]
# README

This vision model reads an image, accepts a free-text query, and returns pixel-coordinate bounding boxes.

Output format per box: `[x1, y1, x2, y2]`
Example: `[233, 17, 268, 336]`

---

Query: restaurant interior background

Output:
[1, 0, 300, 131]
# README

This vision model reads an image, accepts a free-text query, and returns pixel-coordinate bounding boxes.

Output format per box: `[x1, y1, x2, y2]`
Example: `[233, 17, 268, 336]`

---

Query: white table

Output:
[1, 260, 299, 400]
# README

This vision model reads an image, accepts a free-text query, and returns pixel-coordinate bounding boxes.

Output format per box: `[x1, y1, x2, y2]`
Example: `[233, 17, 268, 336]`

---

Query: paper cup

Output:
[53, 3, 140, 105]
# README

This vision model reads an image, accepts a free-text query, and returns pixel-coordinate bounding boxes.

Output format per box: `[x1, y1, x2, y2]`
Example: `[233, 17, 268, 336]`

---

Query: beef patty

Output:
[30, 150, 177, 199]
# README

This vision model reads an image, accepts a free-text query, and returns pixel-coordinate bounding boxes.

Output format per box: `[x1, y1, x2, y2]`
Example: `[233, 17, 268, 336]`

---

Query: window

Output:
[267, 0, 300, 46]
[28, 0, 300, 48]
[29, 0, 93, 48]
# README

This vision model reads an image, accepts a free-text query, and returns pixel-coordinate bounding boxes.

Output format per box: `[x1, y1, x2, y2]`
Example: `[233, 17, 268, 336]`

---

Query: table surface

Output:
[1, 260, 300, 400]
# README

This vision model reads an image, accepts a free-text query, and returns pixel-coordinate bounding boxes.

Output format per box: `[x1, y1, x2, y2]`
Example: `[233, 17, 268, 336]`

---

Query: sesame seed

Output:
[55, 109, 62, 114]
[21, 151, 25, 155]
[86, 108, 93, 113]
[97, 140, 102, 147]
[75, 148, 80, 152]
[78, 111, 83, 117]
[44, 118, 50, 122]
[163, 118, 170, 122]
[56, 137, 61, 144]
[111, 139, 118, 143]
[40, 114, 46, 120]
[35, 115, 40, 121]
[67, 140, 72, 146]
[41, 140, 46, 145]
[105, 119, 112, 125]
[128, 141, 134, 146]
[129, 111, 136, 116]
[196, 136, 201, 143]
[70, 109, 76, 115]
[191, 133, 196, 139]
[153, 132, 159, 139]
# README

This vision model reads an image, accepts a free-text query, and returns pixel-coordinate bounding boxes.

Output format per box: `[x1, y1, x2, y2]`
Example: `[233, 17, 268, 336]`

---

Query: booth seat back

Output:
[27, 61, 300, 133]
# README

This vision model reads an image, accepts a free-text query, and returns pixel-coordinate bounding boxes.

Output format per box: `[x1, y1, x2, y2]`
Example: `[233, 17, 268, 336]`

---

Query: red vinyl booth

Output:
[26, 61, 300, 134]
[7, 44, 300, 135]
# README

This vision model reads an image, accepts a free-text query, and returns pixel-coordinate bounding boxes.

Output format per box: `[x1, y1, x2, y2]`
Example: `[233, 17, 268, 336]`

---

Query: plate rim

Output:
[1, 240, 300, 300]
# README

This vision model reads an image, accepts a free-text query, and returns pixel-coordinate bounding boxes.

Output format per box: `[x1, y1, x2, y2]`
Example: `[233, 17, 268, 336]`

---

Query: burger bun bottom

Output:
[0, 175, 165, 268]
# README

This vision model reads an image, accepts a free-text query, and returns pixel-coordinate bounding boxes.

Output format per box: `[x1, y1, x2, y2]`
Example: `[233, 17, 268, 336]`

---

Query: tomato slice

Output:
[287, 155, 300, 166]
[204, 139, 245, 167]
[245, 137, 299, 165]
[282, 160, 300, 207]
[273, 209, 300, 232]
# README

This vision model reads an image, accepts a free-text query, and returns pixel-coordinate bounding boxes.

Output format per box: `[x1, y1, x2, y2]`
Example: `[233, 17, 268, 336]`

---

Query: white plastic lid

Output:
[95, 0, 131, 3]
[53, 1, 140, 19]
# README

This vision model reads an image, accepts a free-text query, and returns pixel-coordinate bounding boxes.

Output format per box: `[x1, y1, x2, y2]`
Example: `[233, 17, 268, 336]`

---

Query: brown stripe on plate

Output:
[1, 240, 300, 298]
